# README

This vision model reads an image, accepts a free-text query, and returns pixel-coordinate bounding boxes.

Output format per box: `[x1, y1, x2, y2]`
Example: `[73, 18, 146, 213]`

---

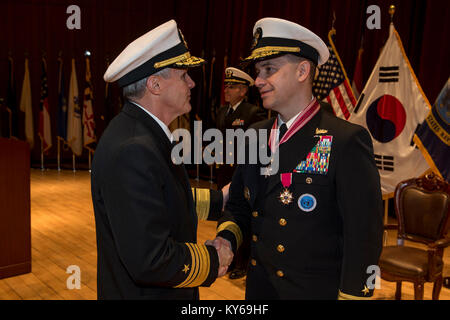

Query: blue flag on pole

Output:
[414, 77, 450, 182]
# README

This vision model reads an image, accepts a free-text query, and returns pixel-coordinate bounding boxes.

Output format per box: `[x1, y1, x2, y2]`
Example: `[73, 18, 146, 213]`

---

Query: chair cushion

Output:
[379, 246, 444, 278]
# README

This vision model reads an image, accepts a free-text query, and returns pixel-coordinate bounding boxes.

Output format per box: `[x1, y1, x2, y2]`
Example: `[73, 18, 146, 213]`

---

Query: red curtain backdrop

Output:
[0, 0, 449, 164]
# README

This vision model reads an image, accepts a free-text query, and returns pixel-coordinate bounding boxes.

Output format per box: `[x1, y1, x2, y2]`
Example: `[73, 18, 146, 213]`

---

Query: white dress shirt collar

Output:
[130, 101, 173, 143]
[277, 95, 315, 129]
[230, 99, 244, 112]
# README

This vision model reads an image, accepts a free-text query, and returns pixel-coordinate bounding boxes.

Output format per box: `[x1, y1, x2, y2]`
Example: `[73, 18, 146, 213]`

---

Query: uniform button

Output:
[252, 211, 258, 218]
[306, 177, 313, 184]
[279, 218, 287, 226]
[251, 259, 257, 266]
[252, 235, 258, 242]
[277, 244, 285, 253]
[276, 270, 284, 278]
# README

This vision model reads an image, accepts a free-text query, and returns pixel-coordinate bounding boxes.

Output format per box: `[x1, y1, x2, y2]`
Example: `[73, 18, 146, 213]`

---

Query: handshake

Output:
[205, 237, 234, 277]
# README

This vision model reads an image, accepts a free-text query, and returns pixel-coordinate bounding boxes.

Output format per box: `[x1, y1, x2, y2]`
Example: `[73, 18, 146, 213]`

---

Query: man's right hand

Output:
[205, 237, 233, 277]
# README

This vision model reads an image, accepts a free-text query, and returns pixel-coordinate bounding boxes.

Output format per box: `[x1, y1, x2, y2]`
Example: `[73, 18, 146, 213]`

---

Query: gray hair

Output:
[122, 68, 172, 100]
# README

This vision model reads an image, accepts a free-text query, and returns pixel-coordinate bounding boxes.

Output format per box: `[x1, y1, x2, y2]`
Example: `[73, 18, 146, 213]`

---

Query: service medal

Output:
[279, 188, 294, 205]
[279, 173, 293, 205]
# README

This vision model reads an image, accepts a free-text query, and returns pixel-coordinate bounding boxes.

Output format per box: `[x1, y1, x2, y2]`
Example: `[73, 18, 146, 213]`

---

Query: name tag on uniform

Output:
[293, 135, 333, 175]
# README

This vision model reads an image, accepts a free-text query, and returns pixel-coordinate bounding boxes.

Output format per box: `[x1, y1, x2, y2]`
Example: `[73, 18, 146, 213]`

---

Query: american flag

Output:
[313, 29, 356, 120]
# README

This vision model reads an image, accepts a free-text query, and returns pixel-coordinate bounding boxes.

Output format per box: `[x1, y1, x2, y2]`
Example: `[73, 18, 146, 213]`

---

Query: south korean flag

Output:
[349, 23, 430, 196]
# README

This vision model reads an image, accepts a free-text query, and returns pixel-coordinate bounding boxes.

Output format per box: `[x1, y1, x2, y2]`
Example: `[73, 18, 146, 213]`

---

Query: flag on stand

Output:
[20, 57, 34, 149]
[39, 58, 52, 153]
[352, 43, 364, 100]
[313, 28, 357, 120]
[100, 58, 112, 135]
[414, 77, 450, 182]
[193, 50, 207, 124]
[101, 59, 124, 131]
[207, 52, 217, 128]
[102, 81, 112, 124]
[219, 52, 228, 107]
[7, 55, 19, 138]
[207, 53, 214, 121]
[349, 23, 430, 196]
[57, 56, 68, 142]
[67, 58, 83, 156]
[82, 55, 96, 151]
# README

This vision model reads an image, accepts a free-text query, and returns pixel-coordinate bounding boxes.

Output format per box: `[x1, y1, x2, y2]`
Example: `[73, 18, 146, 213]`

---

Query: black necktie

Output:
[279, 123, 288, 141]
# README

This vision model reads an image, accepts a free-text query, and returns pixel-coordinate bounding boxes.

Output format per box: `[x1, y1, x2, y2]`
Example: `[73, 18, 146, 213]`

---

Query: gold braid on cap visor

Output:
[246, 46, 301, 60]
[154, 52, 205, 69]
[224, 79, 248, 85]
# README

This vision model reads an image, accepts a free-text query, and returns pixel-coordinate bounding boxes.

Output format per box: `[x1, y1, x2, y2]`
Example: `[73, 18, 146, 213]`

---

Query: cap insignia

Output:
[251, 27, 262, 50]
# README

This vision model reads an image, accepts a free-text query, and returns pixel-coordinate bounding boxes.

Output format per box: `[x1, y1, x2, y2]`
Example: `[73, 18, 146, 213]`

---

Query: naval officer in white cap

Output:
[216, 67, 265, 139]
[91, 19, 233, 300]
[213, 17, 383, 300]
[216, 67, 266, 189]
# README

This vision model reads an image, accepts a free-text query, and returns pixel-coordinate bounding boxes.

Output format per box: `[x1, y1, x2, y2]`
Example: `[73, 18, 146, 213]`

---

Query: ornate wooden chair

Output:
[379, 173, 450, 300]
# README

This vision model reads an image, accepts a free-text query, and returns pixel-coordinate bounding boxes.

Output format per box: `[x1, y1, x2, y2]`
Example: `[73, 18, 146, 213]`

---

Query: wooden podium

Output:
[0, 137, 31, 279]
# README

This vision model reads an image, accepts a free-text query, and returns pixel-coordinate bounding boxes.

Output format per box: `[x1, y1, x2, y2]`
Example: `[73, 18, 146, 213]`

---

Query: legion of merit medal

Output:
[279, 173, 293, 205]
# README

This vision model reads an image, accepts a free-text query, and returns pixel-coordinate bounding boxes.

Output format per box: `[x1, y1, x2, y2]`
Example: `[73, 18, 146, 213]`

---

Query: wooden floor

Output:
[0, 169, 449, 300]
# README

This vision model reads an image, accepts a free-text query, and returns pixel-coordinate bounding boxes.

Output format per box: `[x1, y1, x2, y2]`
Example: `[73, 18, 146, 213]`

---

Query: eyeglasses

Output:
[224, 84, 241, 90]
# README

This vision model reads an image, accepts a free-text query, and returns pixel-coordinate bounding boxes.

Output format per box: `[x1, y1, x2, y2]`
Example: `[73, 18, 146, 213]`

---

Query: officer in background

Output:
[212, 17, 383, 299]
[215, 67, 265, 280]
[215, 67, 266, 189]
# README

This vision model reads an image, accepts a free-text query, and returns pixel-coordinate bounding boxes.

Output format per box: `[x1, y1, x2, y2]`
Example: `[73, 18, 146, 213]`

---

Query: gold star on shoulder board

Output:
[182, 264, 190, 274]
[362, 285, 370, 296]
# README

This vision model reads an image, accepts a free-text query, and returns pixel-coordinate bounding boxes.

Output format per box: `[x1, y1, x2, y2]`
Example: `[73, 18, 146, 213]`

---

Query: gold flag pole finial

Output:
[332, 11, 336, 31]
[389, 5, 396, 22]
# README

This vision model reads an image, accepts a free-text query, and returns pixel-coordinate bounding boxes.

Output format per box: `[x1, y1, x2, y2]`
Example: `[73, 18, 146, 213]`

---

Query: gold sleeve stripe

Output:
[175, 243, 196, 288]
[192, 188, 210, 220]
[217, 221, 243, 249]
[186, 243, 201, 287]
[189, 244, 210, 287]
[338, 290, 372, 300]
[174, 243, 210, 288]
